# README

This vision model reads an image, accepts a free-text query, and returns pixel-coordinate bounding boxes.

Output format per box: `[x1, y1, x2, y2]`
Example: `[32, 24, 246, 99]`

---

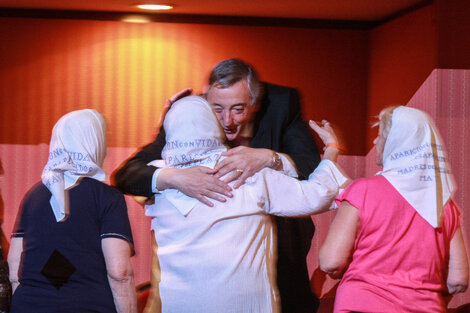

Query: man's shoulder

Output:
[262, 82, 297, 97]
[259, 82, 300, 115]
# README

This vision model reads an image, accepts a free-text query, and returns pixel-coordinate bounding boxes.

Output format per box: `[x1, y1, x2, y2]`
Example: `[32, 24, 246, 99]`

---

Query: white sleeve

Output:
[278, 152, 298, 178]
[151, 168, 164, 194]
[261, 160, 350, 216]
[148, 159, 167, 194]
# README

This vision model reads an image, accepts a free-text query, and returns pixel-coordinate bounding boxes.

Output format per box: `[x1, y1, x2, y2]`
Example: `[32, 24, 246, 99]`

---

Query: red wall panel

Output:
[437, 0, 470, 69]
[367, 4, 437, 148]
[0, 17, 369, 154]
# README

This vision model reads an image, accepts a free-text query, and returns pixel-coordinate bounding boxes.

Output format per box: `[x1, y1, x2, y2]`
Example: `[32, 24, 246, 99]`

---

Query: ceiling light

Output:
[137, 4, 173, 11]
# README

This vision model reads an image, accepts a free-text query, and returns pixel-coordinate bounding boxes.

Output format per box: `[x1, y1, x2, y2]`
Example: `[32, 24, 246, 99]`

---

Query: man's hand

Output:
[214, 146, 274, 189]
[157, 88, 193, 128]
[157, 166, 232, 207]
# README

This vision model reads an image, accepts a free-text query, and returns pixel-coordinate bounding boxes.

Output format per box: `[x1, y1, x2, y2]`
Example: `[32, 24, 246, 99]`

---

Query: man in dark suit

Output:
[114, 59, 320, 312]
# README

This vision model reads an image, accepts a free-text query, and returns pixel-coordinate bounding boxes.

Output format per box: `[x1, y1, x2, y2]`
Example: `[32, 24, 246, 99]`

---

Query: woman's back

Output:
[334, 175, 460, 313]
[149, 161, 346, 313]
[12, 178, 131, 313]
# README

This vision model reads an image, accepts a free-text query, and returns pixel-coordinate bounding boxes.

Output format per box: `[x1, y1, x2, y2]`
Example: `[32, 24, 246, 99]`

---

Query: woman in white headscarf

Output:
[8, 109, 137, 313]
[144, 95, 349, 313]
[320, 106, 469, 312]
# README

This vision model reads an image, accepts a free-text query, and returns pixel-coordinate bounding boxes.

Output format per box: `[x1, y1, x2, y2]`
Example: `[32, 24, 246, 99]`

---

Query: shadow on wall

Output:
[310, 266, 339, 313]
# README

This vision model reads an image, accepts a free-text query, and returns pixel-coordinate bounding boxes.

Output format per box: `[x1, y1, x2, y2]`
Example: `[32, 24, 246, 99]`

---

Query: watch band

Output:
[271, 152, 281, 169]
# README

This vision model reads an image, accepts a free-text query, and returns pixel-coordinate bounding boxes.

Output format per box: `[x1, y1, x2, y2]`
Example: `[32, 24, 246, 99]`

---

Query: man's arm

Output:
[113, 130, 166, 198]
[113, 129, 232, 206]
[112, 88, 193, 198]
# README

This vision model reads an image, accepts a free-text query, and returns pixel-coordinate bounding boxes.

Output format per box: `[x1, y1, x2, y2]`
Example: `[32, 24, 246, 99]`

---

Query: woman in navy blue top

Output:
[8, 109, 136, 313]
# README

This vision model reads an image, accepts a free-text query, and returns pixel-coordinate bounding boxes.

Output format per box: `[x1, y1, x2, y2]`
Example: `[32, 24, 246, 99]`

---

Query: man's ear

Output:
[202, 84, 209, 94]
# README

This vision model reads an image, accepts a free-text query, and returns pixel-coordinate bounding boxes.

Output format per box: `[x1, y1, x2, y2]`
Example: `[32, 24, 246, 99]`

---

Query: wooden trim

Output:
[375, 0, 434, 27]
[0, 8, 378, 30]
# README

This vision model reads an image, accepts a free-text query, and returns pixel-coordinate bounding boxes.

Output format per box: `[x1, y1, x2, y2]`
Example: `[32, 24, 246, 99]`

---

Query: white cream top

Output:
[145, 159, 348, 313]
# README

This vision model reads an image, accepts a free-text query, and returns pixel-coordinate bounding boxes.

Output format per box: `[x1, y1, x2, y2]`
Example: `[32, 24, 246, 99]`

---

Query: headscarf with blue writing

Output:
[147, 96, 227, 217]
[162, 95, 227, 169]
[41, 109, 106, 222]
[378, 106, 454, 228]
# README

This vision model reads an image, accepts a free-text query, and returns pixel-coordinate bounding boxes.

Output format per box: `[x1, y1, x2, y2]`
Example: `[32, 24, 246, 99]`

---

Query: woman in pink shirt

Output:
[319, 106, 469, 312]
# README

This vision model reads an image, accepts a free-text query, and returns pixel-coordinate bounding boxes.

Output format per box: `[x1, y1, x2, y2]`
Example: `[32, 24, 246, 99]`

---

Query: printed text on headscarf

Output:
[389, 143, 450, 181]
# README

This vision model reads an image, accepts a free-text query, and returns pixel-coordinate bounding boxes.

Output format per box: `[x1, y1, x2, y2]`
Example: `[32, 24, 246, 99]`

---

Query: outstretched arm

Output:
[308, 120, 341, 163]
[260, 117, 348, 215]
[260, 156, 348, 217]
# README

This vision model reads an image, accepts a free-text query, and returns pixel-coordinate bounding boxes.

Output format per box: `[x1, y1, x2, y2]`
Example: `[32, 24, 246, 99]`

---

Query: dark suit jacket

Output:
[113, 83, 321, 313]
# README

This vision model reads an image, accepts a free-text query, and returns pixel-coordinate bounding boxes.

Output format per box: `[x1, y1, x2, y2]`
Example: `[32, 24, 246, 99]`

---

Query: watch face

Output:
[272, 153, 281, 169]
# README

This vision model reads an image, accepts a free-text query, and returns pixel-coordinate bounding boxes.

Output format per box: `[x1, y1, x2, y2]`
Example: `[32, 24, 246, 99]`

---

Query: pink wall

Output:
[388, 69, 470, 308]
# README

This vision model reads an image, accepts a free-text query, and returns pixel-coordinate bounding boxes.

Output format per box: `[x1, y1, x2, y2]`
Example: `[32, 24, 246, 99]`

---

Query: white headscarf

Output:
[42, 109, 107, 222]
[149, 95, 227, 216]
[378, 106, 454, 228]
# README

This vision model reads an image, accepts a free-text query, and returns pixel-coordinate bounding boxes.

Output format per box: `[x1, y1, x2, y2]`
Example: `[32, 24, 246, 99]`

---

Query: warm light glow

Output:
[122, 15, 152, 23]
[137, 4, 173, 10]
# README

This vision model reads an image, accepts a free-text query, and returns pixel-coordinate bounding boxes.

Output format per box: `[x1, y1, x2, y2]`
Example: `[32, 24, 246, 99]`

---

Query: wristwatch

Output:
[271, 152, 281, 169]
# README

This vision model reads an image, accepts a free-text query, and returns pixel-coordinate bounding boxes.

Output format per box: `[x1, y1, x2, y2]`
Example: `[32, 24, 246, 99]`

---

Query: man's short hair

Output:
[208, 59, 263, 105]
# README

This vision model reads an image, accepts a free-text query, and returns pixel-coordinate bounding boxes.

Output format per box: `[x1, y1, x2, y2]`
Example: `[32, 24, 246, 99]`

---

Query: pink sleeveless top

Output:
[334, 175, 460, 313]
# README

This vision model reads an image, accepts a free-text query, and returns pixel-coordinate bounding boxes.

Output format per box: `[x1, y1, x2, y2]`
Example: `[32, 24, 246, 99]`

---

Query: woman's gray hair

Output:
[208, 59, 264, 105]
[373, 106, 399, 141]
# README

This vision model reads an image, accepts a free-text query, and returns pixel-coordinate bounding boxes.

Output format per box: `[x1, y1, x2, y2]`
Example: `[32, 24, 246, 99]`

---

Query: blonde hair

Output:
[373, 106, 398, 140]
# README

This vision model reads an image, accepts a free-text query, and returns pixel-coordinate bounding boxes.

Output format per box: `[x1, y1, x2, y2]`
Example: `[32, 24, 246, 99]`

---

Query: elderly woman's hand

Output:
[309, 120, 338, 147]
[309, 120, 342, 162]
